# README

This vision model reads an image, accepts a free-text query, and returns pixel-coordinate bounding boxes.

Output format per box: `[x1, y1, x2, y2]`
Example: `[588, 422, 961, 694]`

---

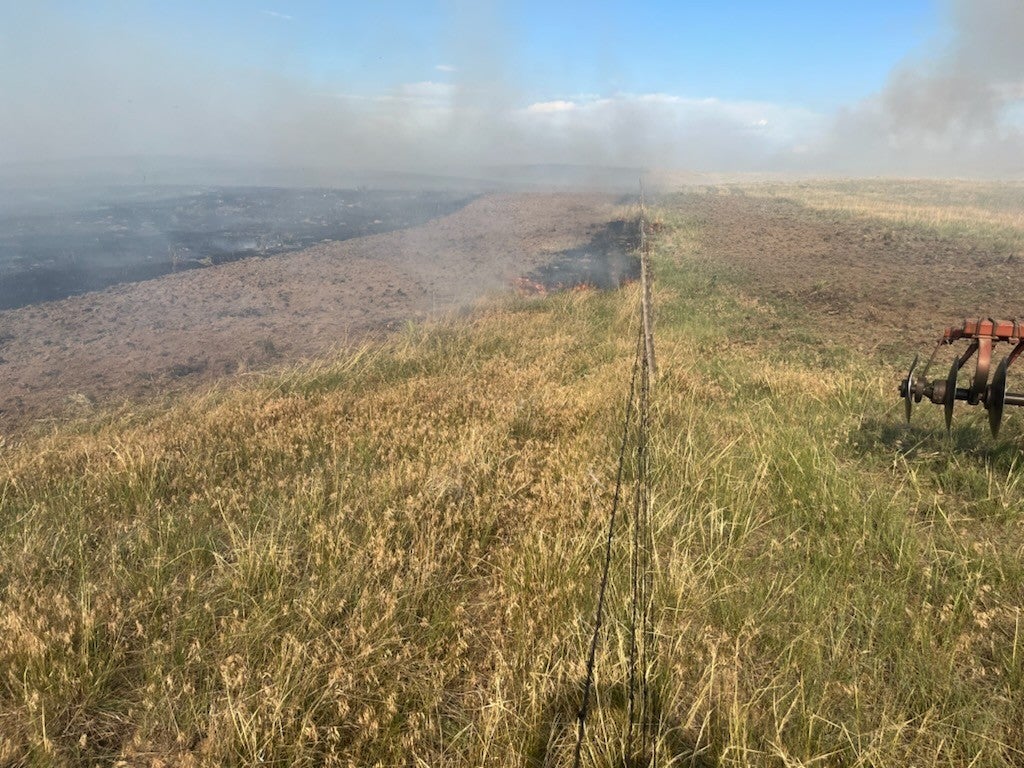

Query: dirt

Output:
[0, 193, 629, 433]
[673, 189, 1024, 355]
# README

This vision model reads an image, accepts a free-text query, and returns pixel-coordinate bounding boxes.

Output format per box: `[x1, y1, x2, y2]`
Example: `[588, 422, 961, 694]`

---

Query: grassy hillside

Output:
[2, 187, 1023, 766]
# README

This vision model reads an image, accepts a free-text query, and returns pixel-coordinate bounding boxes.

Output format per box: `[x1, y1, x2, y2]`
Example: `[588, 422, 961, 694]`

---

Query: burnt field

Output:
[5, 180, 1022, 436]
[0, 192, 636, 432]
[0, 186, 474, 310]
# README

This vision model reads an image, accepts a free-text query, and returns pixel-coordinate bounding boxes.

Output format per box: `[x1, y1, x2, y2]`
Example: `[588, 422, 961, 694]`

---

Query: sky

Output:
[2, 0, 1023, 179]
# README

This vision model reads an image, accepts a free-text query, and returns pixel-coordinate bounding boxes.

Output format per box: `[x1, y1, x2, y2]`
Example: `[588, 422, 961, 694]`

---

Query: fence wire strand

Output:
[573, 196, 658, 767]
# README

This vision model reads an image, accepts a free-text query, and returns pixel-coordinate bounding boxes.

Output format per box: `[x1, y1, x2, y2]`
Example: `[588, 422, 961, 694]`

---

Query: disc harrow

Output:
[899, 318, 1024, 436]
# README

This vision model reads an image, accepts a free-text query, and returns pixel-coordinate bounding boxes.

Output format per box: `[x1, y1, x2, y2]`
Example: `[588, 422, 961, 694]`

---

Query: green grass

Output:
[1, 193, 1023, 766]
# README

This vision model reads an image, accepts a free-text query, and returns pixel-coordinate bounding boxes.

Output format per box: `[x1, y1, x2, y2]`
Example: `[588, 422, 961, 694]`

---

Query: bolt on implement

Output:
[899, 318, 1024, 436]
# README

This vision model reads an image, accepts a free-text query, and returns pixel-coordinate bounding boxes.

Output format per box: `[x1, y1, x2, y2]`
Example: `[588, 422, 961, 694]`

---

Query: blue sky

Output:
[3, 1, 1023, 176]
[56, 0, 940, 110]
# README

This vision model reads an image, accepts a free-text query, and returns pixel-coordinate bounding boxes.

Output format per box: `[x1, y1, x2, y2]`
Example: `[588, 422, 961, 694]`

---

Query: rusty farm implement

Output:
[900, 318, 1024, 436]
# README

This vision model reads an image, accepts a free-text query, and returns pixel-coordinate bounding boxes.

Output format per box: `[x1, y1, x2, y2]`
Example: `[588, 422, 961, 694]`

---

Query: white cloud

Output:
[320, 88, 829, 171]
[435, 64, 457, 73]
[398, 81, 455, 100]
[512, 93, 824, 168]
[337, 81, 454, 107]
[260, 10, 293, 21]
[525, 100, 577, 114]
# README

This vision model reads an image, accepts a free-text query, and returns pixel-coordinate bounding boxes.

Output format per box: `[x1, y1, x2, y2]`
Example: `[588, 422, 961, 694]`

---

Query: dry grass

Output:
[733, 179, 1024, 250]
[2, 186, 1024, 766]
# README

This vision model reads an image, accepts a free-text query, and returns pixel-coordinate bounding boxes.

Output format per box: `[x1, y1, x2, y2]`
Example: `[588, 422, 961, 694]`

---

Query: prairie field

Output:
[1, 180, 1023, 766]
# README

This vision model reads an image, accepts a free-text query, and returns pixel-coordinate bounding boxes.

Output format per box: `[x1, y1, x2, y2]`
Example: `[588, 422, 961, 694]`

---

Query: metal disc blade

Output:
[945, 359, 958, 432]
[989, 357, 1009, 437]
[904, 354, 918, 423]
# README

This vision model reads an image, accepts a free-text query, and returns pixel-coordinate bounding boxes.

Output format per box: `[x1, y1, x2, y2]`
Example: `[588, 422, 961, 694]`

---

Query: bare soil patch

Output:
[674, 189, 1024, 354]
[0, 193, 628, 432]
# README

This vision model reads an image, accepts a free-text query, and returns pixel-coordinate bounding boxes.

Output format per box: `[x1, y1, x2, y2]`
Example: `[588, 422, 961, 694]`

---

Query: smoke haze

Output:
[2, 0, 1023, 182]
[818, 0, 1024, 176]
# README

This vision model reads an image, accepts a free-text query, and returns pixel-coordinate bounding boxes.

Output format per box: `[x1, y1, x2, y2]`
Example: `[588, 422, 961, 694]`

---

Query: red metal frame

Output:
[941, 318, 1024, 344]
[901, 317, 1024, 436]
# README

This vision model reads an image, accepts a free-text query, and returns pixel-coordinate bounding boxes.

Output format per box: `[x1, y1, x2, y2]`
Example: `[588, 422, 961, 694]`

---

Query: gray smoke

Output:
[814, 0, 1024, 176]
[2, 0, 1023, 182]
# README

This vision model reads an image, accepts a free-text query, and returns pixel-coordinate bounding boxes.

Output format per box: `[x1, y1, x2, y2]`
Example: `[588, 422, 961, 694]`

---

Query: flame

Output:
[512, 278, 610, 296]
[513, 277, 549, 296]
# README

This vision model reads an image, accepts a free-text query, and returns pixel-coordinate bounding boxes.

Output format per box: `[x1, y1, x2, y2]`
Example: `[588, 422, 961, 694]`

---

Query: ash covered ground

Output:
[0, 191, 637, 431]
[0, 186, 474, 310]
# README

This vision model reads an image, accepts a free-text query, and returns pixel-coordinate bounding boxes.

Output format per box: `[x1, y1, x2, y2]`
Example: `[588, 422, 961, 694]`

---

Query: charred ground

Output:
[0, 192, 634, 432]
[0, 187, 475, 310]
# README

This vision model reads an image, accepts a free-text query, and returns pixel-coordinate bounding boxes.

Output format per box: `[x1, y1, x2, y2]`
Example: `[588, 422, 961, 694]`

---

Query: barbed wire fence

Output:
[572, 184, 659, 767]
